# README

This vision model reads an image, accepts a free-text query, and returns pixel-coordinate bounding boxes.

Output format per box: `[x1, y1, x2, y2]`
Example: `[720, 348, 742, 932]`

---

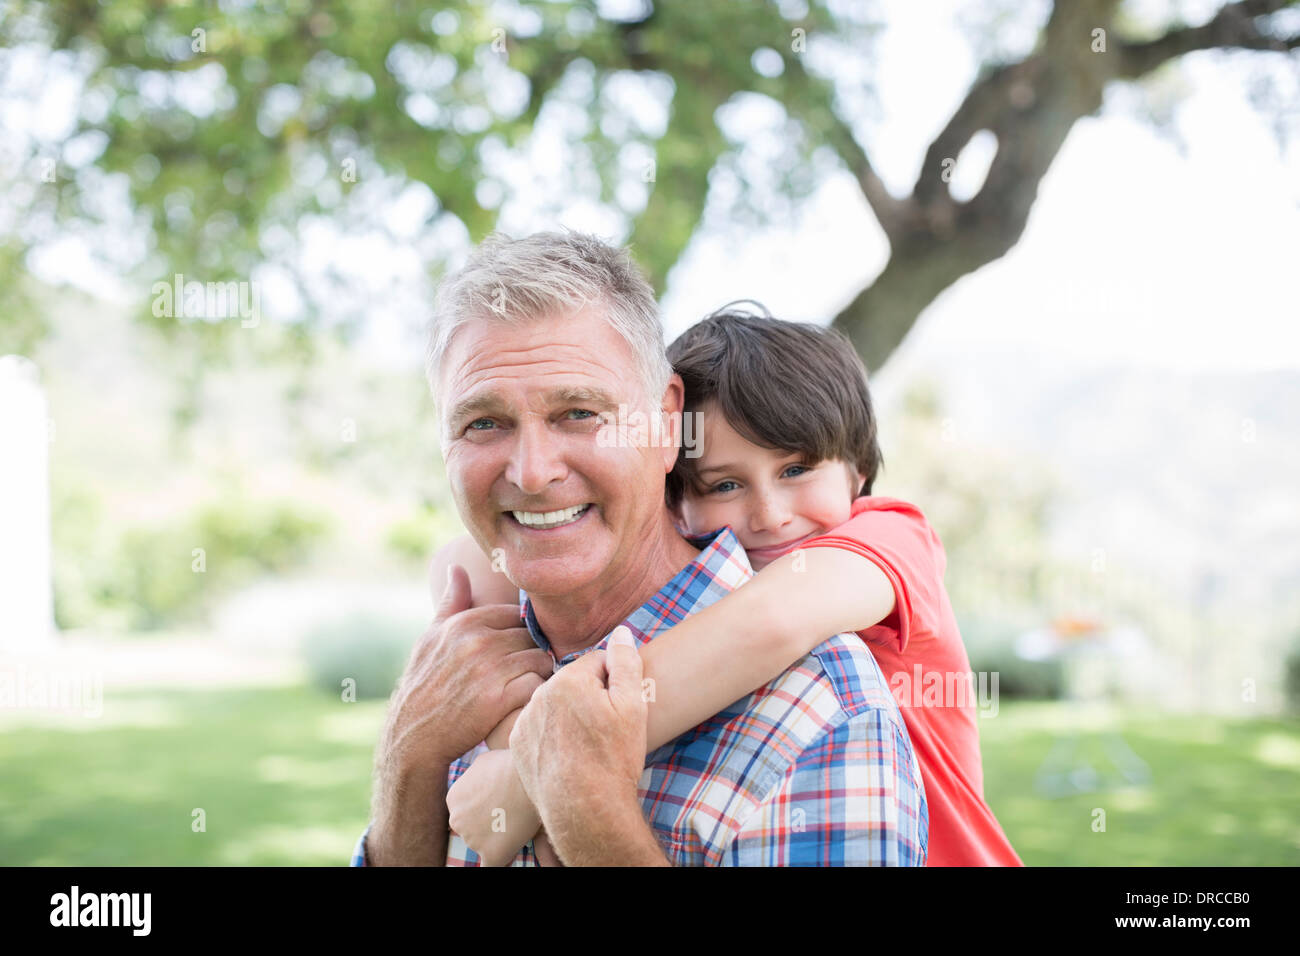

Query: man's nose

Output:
[749, 488, 793, 535]
[505, 417, 568, 496]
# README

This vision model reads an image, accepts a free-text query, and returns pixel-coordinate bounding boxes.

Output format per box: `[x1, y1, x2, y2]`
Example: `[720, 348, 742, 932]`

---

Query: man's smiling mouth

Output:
[508, 503, 593, 530]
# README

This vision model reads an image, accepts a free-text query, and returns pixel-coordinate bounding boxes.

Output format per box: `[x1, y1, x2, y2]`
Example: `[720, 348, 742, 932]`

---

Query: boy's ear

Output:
[850, 463, 869, 497]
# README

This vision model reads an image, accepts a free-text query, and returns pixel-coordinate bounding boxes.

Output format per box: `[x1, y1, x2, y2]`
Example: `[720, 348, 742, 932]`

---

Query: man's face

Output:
[438, 305, 681, 600]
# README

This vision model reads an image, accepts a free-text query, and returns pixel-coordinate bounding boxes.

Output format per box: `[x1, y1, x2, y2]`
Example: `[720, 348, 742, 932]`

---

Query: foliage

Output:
[51, 486, 331, 631]
[6, 1, 1294, 376]
[0, 0, 863, 337]
[384, 504, 441, 565]
[4, 2, 1297, 380]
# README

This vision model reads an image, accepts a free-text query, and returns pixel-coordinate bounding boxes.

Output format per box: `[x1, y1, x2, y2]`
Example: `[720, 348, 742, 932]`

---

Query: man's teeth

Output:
[511, 503, 591, 529]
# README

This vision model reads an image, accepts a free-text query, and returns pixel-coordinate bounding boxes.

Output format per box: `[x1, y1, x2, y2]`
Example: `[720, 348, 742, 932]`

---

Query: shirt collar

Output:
[520, 526, 754, 668]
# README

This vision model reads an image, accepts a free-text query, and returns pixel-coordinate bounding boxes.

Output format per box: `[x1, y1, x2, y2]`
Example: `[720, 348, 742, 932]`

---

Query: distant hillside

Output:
[873, 351, 1300, 708]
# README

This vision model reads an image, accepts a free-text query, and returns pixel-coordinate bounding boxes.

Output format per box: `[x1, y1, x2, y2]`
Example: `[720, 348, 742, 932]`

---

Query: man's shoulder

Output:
[657, 632, 904, 772]
[640, 633, 920, 865]
[748, 632, 905, 751]
[800, 631, 904, 720]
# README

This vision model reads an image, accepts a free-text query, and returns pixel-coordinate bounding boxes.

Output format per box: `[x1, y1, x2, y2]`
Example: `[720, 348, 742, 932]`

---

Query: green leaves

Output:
[2, 0, 882, 354]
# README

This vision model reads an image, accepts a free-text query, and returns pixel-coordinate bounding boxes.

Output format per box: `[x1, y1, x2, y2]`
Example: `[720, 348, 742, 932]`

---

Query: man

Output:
[351, 231, 927, 866]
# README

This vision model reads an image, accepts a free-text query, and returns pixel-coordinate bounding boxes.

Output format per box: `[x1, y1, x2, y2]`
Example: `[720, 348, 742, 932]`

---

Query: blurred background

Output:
[1, 0, 1298, 866]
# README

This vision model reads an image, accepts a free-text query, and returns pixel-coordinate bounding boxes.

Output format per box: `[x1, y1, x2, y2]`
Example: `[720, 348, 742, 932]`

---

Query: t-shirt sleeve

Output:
[798, 498, 946, 654]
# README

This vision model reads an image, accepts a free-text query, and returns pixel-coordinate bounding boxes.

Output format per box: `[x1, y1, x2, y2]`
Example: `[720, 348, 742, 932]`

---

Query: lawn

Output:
[980, 702, 1300, 866]
[0, 685, 387, 866]
[1, 687, 1297, 865]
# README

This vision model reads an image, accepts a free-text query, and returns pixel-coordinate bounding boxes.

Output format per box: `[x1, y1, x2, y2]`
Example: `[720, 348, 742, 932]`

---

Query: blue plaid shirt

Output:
[351, 526, 927, 866]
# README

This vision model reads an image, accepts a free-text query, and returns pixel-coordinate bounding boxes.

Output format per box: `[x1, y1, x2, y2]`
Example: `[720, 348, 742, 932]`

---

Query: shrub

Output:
[52, 489, 331, 631]
[961, 618, 1066, 701]
[967, 641, 1066, 701]
[1285, 640, 1300, 716]
[301, 612, 420, 700]
[385, 507, 440, 565]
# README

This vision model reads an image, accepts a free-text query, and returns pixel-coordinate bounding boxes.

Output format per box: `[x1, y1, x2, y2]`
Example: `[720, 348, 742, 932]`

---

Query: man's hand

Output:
[446, 749, 542, 867]
[509, 626, 669, 866]
[368, 565, 553, 866]
[533, 828, 564, 867]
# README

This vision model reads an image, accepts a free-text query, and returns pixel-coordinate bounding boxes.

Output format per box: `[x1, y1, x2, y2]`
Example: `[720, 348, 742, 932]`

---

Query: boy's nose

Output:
[749, 490, 793, 534]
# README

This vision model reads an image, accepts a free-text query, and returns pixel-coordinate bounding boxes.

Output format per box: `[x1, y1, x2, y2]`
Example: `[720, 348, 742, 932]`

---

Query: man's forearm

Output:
[366, 759, 451, 866]
[548, 792, 671, 866]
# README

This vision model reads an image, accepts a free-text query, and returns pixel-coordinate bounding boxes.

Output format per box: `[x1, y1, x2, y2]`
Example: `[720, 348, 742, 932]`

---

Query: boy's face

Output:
[677, 402, 866, 571]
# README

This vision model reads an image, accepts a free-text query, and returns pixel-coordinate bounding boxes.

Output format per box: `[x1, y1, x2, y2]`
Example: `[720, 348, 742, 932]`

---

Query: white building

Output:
[0, 355, 56, 651]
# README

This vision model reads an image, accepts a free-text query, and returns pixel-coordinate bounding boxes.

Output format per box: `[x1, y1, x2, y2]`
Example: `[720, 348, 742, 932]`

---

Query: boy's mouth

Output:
[744, 530, 822, 561]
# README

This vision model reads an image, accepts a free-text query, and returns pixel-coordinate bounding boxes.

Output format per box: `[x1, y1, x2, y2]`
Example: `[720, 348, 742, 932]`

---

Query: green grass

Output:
[1, 689, 1297, 865]
[0, 685, 388, 866]
[980, 702, 1300, 865]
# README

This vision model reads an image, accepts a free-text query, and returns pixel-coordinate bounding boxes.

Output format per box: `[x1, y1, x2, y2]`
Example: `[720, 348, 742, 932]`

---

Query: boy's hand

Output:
[446, 748, 542, 867]
[508, 627, 658, 865]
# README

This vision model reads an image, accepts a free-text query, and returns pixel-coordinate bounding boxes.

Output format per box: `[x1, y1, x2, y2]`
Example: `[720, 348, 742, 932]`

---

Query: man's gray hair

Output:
[425, 231, 672, 407]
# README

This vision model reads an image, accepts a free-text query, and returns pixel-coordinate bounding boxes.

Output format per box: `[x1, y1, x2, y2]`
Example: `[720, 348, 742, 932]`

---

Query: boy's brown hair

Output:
[665, 302, 883, 508]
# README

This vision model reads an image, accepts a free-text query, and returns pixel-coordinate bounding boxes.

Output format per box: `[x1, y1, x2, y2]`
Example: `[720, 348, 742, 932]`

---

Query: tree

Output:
[2, 0, 1296, 369]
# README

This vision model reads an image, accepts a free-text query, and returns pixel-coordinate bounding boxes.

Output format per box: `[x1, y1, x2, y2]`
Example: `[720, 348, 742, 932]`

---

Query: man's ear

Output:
[657, 372, 685, 474]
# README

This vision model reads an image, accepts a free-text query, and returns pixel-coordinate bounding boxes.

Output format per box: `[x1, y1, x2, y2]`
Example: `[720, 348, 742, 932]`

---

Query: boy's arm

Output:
[428, 532, 521, 608]
[485, 710, 521, 749]
[446, 749, 541, 866]
[430, 533, 533, 752]
[637, 545, 896, 750]
[428, 535, 531, 749]
[428, 533, 526, 748]
[485, 544, 897, 754]
[462, 541, 897, 861]
[428, 538, 540, 858]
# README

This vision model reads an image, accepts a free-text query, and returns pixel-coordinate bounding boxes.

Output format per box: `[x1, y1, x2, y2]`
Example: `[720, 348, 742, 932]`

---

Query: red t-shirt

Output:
[801, 496, 1023, 866]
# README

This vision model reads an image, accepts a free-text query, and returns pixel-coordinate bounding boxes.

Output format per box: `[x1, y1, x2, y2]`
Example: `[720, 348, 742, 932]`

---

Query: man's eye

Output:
[467, 418, 495, 431]
[710, 480, 739, 494]
[566, 409, 597, 420]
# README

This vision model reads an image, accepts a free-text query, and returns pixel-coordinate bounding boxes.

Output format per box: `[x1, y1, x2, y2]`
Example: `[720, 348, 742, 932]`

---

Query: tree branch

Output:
[1116, 0, 1300, 78]
[776, 52, 909, 241]
[833, 0, 1299, 371]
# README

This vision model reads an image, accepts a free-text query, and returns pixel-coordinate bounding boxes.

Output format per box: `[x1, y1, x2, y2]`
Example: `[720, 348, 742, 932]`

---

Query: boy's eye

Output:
[781, 464, 808, 478]
[710, 480, 739, 494]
